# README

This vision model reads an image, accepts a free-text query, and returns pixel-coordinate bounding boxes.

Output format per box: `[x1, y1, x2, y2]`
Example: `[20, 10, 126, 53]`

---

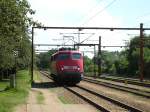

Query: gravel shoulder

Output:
[80, 81, 150, 112]
[15, 88, 98, 112]
[86, 77, 150, 92]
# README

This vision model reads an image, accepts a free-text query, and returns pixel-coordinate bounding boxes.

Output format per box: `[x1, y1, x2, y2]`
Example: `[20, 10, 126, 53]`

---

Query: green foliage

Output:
[143, 47, 150, 78]
[114, 51, 129, 75]
[0, 70, 30, 112]
[0, 0, 41, 70]
[0, 81, 9, 90]
[36, 50, 56, 69]
[83, 56, 95, 72]
[93, 51, 119, 74]
[127, 35, 150, 78]
[84, 35, 150, 79]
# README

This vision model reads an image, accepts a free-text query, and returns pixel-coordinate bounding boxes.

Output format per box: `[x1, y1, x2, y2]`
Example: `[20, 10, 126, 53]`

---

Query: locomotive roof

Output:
[52, 50, 81, 56]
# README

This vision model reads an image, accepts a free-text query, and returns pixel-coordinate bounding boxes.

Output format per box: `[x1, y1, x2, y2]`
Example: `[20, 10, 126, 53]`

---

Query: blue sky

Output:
[106, 0, 150, 27]
[28, 0, 150, 55]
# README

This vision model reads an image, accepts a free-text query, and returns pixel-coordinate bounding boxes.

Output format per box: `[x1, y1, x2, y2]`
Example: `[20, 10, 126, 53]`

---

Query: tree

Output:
[93, 51, 119, 74]
[0, 0, 41, 70]
[127, 35, 150, 78]
[36, 50, 57, 69]
[114, 50, 129, 75]
[83, 56, 94, 73]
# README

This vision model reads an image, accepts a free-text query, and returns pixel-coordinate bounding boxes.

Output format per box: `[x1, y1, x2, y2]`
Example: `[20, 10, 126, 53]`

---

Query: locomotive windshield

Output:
[72, 53, 81, 59]
[54, 52, 81, 61]
[57, 53, 70, 60]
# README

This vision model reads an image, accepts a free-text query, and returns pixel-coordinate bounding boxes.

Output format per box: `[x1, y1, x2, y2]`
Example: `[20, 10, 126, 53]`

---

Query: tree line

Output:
[93, 35, 150, 78]
[0, 0, 40, 79]
[36, 35, 150, 79]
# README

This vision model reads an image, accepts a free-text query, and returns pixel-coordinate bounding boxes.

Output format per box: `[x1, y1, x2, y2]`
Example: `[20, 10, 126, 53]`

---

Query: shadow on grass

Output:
[0, 79, 9, 82]
[0, 86, 10, 92]
[0, 89, 6, 92]
[0, 80, 9, 92]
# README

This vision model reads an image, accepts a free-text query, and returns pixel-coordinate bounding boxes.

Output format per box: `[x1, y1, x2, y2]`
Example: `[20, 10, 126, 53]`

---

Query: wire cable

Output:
[82, 0, 117, 26]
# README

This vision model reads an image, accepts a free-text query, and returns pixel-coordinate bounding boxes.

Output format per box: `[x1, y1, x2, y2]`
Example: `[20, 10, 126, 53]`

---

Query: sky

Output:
[28, 0, 150, 56]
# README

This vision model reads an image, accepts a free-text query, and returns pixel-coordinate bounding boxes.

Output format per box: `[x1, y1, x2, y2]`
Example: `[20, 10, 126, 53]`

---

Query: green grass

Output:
[85, 72, 99, 77]
[58, 96, 74, 104]
[0, 70, 30, 112]
[36, 91, 44, 104]
[34, 70, 42, 82]
[0, 81, 9, 90]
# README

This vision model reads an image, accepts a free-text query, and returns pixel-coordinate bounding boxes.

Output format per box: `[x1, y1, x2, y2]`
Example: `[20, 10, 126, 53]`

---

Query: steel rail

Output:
[98, 76, 150, 87]
[40, 71, 143, 112]
[76, 85, 143, 112]
[40, 71, 110, 111]
[65, 86, 110, 112]
[85, 77, 150, 94]
[83, 78, 150, 98]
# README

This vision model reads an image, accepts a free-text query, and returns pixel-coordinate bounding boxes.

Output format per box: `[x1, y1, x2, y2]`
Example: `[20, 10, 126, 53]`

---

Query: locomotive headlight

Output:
[77, 66, 80, 71]
[61, 67, 64, 71]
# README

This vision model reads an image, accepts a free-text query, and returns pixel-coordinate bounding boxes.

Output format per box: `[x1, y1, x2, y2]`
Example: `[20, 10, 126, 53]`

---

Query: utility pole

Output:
[77, 29, 81, 50]
[82, 52, 85, 75]
[31, 27, 34, 83]
[94, 45, 96, 77]
[139, 23, 144, 82]
[32, 25, 150, 82]
[98, 36, 101, 77]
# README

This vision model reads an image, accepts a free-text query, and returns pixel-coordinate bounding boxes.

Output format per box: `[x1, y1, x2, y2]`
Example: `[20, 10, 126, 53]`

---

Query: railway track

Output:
[42, 71, 150, 98]
[83, 77, 150, 98]
[40, 71, 144, 112]
[39, 71, 52, 80]
[65, 85, 143, 112]
[101, 76, 150, 83]
[95, 76, 150, 87]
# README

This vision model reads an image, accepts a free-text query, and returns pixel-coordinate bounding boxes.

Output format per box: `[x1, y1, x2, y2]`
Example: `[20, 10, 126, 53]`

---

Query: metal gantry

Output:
[31, 23, 150, 82]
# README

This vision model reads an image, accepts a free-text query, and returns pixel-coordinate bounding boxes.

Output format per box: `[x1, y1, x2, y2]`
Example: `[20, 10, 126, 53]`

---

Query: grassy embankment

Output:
[34, 70, 42, 82]
[0, 70, 30, 112]
[34, 70, 45, 104]
[0, 81, 9, 91]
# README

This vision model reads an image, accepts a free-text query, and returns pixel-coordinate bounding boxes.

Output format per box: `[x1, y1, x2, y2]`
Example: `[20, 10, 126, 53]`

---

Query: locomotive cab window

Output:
[72, 53, 81, 59]
[57, 53, 70, 60]
[53, 54, 58, 61]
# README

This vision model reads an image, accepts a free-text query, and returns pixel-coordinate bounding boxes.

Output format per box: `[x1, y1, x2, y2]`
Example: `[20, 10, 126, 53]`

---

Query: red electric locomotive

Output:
[50, 48, 84, 84]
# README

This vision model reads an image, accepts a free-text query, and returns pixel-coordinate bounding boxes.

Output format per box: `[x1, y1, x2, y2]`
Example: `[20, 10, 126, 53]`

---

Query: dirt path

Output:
[15, 71, 98, 112]
[15, 88, 98, 112]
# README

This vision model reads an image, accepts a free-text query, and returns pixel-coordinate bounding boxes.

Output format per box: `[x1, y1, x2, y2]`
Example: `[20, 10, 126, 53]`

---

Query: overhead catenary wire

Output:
[82, 0, 117, 26]
[136, 12, 150, 20]
[132, 12, 150, 28]
[81, 0, 103, 21]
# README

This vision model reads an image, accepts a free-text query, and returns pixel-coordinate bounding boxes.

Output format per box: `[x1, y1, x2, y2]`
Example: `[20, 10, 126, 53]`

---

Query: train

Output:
[50, 48, 84, 85]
